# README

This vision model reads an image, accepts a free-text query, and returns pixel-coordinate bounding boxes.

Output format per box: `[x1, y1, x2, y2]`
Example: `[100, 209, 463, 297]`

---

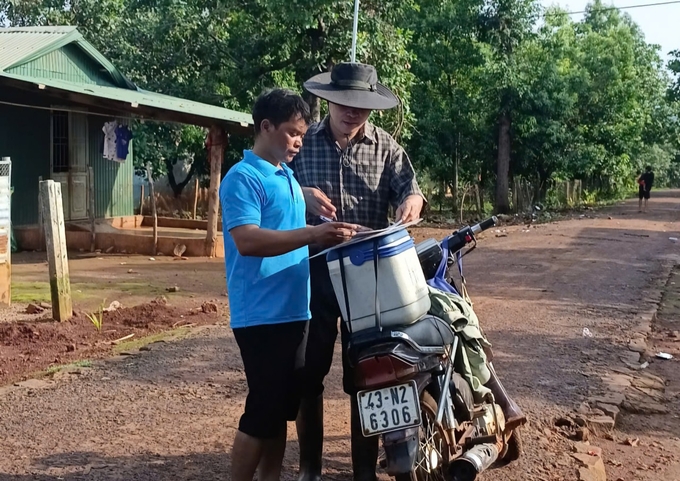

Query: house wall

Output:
[0, 103, 51, 226]
[0, 100, 134, 225]
[88, 117, 135, 218]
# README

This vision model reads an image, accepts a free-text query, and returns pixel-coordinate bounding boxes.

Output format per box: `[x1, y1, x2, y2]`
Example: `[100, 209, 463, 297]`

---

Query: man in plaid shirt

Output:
[290, 62, 425, 481]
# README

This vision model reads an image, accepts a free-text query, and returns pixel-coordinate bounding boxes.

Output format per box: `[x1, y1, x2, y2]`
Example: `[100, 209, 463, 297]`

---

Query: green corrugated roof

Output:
[0, 26, 253, 130]
[0, 71, 252, 127]
[0, 26, 135, 89]
[0, 26, 77, 71]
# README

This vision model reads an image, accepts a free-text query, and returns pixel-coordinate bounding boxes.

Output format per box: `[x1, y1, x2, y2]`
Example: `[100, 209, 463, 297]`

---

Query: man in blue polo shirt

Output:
[220, 88, 359, 481]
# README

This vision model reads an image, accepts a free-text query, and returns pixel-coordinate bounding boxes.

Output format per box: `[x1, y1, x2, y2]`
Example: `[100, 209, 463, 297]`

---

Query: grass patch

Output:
[43, 360, 93, 376]
[11, 281, 93, 303]
[11, 281, 170, 305]
[112, 327, 193, 354]
[116, 282, 168, 296]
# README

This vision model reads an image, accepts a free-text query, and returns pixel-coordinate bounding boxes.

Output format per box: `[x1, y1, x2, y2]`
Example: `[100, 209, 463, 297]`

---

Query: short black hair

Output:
[252, 88, 312, 134]
[645, 165, 652, 172]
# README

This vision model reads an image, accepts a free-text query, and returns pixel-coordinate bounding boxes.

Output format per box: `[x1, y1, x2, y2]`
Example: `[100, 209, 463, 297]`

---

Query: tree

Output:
[478, 0, 539, 213]
[408, 0, 494, 211]
[566, 1, 673, 195]
[510, 9, 582, 200]
[132, 122, 209, 198]
[5, 0, 418, 174]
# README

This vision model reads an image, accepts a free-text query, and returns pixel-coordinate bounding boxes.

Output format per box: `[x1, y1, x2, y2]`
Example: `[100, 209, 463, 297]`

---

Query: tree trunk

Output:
[475, 184, 483, 218]
[477, 172, 485, 218]
[304, 93, 321, 123]
[205, 126, 226, 257]
[494, 112, 511, 214]
[166, 158, 197, 198]
[452, 154, 459, 210]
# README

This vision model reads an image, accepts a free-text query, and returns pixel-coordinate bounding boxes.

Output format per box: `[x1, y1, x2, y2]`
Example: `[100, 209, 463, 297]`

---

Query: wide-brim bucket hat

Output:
[303, 62, 399, 110]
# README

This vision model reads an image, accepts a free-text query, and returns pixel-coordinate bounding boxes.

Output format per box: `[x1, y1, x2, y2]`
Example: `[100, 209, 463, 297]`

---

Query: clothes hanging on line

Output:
[115, 124, 133, 161]
[102, 121, 118, 161]
[102, 121, 134, 163]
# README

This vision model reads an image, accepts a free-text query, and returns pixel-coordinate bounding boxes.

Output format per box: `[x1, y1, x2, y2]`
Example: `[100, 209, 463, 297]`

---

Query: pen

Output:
[319, 215, 335, 223]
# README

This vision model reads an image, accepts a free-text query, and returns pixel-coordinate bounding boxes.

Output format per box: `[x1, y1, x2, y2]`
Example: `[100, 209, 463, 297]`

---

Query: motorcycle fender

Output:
[382, 427, 419, 476]
[414, 372, 432, 395]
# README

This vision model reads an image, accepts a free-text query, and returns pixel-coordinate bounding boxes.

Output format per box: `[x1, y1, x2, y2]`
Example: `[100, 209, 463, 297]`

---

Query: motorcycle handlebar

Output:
[470, 216, 498, 235]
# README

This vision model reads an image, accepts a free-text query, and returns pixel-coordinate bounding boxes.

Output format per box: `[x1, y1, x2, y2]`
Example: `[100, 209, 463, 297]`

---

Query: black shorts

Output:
[233, 320, 308, 439]
[639, 188, 650, 200]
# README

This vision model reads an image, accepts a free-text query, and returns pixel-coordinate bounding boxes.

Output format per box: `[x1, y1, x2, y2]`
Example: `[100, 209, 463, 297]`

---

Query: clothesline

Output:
[0, 99, 138, 120]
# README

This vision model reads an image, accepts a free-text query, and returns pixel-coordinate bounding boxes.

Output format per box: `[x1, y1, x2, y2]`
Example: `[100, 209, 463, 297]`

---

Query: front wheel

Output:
[504, 428, 523, 463]
[495, 427, 523, 467]
[394, 391, 449, 481]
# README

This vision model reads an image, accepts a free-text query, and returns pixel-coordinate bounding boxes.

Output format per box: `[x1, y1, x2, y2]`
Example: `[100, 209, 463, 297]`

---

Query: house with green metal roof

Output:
[0, 26, 252, 228]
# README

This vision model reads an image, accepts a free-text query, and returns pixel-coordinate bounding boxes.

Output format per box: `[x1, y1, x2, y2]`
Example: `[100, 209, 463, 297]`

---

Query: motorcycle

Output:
[335, 216, 521, 481]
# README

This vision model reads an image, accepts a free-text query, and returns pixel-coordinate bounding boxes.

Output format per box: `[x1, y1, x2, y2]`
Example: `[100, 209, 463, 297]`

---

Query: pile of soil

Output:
[0, 299, 221, 386]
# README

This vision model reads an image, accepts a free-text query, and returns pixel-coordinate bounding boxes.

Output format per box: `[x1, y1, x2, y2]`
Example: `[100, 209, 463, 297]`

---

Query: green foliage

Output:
[86, 300, 105, 332]
[4, 0, 416, 181]
[408, 0, 679, 212]
[4, 0, 680, 207]
[133, 122, 208, 195]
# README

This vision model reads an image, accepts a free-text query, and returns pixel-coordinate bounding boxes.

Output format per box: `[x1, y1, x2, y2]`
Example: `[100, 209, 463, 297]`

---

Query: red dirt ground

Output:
[1, 192, 680, 481]
[0, 299, 220, 386]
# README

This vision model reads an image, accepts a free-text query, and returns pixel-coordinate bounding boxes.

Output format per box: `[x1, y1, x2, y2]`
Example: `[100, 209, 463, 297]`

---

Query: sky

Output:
[541, 0, 680, 62]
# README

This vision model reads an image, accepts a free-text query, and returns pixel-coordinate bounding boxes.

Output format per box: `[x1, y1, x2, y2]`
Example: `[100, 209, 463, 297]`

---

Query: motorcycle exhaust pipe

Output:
[448, 443, 499, 481]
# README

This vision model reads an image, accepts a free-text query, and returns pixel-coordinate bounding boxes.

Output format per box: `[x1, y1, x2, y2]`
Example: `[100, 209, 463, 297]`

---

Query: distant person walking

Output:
[638, 166, 655, 213]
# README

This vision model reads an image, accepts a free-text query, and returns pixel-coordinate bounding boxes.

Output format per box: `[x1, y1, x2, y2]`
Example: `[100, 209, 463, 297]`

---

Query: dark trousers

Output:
[299, 255, 356, 398]
[234, 321, 308, 438]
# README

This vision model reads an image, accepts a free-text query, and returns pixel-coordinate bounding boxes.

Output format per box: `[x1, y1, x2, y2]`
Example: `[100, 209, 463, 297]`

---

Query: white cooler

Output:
[326, 228, 431, 333]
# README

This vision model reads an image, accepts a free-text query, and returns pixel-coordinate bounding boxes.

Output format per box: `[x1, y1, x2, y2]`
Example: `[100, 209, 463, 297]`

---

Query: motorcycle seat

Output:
[389, 315, 455, 348]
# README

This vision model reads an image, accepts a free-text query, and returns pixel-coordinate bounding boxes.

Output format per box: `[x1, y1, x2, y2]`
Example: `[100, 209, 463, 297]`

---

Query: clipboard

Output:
[309, 218, 422, 259]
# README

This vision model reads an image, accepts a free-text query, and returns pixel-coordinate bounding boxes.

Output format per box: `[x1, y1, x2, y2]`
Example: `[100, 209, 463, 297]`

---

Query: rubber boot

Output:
[296, 395, 324, 481]
[350, 396, 379, 481]
[485, 362, 526, 432]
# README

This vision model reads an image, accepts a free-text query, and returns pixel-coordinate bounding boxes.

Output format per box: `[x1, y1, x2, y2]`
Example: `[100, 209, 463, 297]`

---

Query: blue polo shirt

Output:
[220, 150, 311, 329]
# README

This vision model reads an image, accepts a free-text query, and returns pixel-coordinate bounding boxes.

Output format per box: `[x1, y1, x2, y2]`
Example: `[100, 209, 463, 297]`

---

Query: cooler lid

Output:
[326, 228, 411, 262]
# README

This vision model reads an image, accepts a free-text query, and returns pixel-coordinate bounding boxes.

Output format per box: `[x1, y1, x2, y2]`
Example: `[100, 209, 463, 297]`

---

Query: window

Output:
[52, 111, 69, 173]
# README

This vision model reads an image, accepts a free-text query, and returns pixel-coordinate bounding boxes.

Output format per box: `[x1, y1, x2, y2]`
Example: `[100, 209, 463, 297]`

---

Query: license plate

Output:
[357, 381, 421, 436]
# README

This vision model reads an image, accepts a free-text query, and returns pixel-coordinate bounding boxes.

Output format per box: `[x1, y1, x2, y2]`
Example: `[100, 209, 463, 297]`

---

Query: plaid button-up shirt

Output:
[290, 117, 424, 230]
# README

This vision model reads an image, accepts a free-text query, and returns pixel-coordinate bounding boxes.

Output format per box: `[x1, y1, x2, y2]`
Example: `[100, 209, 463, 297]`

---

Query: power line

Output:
[547, 0, 680, 15]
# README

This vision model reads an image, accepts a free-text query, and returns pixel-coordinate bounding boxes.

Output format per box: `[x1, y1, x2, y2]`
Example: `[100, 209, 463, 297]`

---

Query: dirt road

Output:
[1, 191, 680, 481]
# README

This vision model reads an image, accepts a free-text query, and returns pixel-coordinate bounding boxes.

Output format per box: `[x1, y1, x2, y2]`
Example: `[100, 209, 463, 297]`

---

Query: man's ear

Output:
[260, 119, 272, 133]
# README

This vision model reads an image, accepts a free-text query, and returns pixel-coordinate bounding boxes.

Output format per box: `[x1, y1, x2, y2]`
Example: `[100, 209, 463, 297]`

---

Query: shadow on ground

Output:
[0, 441, 357, 481]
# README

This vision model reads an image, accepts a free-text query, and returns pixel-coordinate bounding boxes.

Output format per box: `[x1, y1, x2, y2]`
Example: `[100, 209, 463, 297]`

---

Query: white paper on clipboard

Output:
[352, 219, 404, 238]
[309, 218, 422, 260]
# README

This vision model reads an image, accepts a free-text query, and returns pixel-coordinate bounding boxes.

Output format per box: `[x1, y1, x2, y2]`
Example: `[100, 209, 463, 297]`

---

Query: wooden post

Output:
[206, 126, 225, 257]
[192, 177, 199, 220]
[88, 166, 96, 252]
[139, 184, 145, 216]
[39, 180, 72, 321]
[145, 164, 158, 255]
